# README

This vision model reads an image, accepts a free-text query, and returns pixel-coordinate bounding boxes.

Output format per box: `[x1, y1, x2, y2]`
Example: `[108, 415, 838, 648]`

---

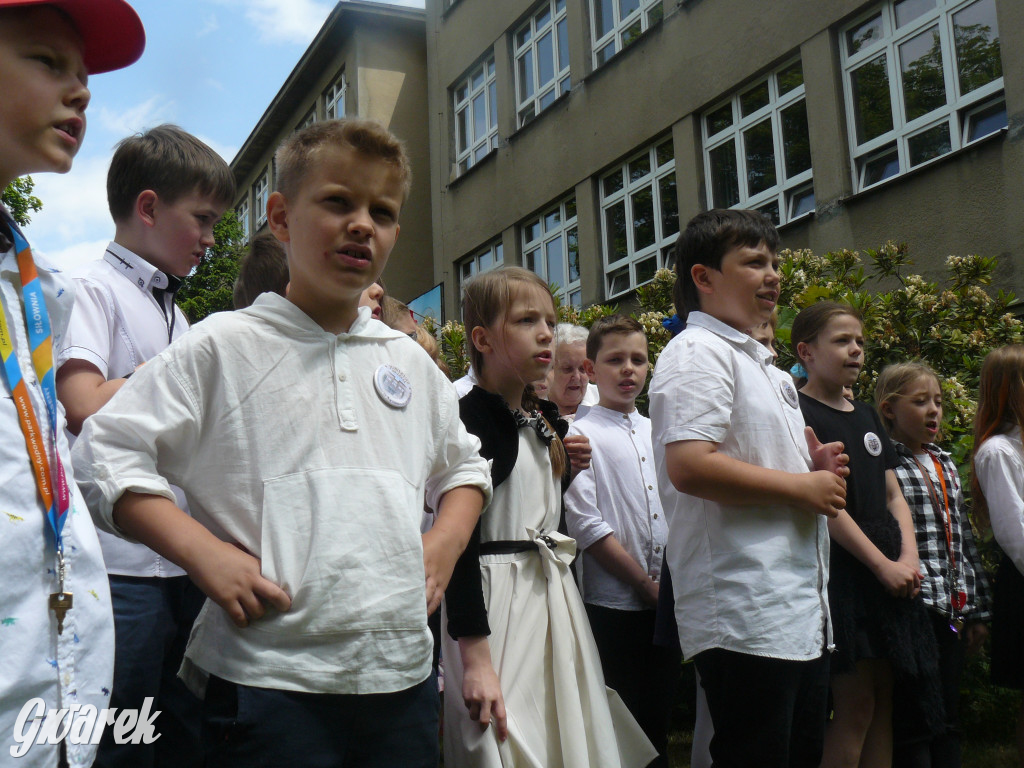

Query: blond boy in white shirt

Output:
[564, 314, 677, 767]
[73, 119, 490, 767]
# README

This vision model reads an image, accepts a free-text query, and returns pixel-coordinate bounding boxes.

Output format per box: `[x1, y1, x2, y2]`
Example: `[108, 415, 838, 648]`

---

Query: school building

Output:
[229, 0, 432, 304]
[233, 0, 1022, 321]
[426, 0, 1023, 318]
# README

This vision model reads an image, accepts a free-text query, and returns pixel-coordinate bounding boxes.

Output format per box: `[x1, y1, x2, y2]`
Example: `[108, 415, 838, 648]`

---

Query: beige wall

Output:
[427, 0, 1023, 318]
[232, 11, 433, 305]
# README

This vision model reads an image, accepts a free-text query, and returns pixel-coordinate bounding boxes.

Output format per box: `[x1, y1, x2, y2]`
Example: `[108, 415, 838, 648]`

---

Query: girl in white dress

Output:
[443, 266, 656, 768]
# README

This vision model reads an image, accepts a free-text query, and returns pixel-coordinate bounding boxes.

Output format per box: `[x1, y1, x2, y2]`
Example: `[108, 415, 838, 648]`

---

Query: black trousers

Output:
[585, 604, 680, 768]
[694, 647, 829, 768]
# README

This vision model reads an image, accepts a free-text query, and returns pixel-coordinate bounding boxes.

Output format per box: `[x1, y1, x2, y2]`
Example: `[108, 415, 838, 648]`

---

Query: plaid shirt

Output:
[891, 441, 993, 621]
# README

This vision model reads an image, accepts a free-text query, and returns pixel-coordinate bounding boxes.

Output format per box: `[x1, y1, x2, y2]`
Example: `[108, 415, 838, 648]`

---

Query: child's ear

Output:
[583, 358, 596, 379]
[690, 263, 715, 296]
[266, 192, 289, 243]
[470, 325, 493, 356]
[796, 340, 812, 364]
[136, 190, 159, 227]
[879, 399, 895, 421]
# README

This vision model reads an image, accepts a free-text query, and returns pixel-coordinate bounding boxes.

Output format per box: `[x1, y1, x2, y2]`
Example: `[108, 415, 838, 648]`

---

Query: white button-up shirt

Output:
[57, 242, 190, 578]
[73, 294, 491, 696]
[974, 431, 1024, 574]
[564, 405, 667, 610]
[0, 220, 114, 768]
[649, 311, 830, 661]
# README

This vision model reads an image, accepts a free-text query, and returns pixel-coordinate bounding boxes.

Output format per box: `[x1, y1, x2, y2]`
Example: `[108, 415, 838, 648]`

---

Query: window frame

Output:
[590, 0, 664, 68]
[513, 0, 571, 128]
[236, 199, 250, 243]
[452, 54, 499, 176]
[456, 241, 504, 312]
[522, 196, 581, 307]
[600, 138, 679, 299]
[701, 57, 815, 226]
[840, 0, 1005, 192]
[325, 71, 346, 120]
[253, 172, 269, 229]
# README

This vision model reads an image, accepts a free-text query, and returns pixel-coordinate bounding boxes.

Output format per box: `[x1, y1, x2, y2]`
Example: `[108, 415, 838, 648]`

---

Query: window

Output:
[298, 107, 316, 130]
[600, 139, 679, 298]
[590, 0, 663, 67]
[236, 200, 250, 243]
[325, 72, 346, 120]
[457, 242, 504, 306]
[253, 172, 269, 228]
[514, 0, 571, 127]
[841, 0, 1005, 191]
[523, 197, 581, 307]
[453, 55, 499, 175]
[702, 58, 815, 225]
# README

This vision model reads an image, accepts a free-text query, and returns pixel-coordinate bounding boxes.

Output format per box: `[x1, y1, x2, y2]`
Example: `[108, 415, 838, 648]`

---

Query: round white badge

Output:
[781, 380, 799, 408]
[863, 432, 883, 457]
[374, 364, 412, 408]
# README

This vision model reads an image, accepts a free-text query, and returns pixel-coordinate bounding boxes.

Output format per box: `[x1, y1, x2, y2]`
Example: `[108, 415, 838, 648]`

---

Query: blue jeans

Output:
[95, 575, 206, 768]
[202, 673, 440, 768]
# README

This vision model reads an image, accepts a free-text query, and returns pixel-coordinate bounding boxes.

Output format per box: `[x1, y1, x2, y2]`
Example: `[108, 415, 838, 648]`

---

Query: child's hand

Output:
[187, 539, 291, 628]
[458, 636, 509, 741]
[897, 552, 923, 596]
[964, 622, 989, 655]
[805, 427, 850, 479]
[638, 577, 659, 607]
[798, 470, 846, 518]
[422, 527, 462, 615]
[872, 558, 920, 598]
[564, 434, 591, 476]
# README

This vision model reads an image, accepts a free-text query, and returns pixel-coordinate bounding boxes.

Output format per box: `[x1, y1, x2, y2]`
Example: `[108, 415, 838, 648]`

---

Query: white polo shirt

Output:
[57, 242, 189, 578]
[649, 311, 831, 661]
[564, 405, 667, 610]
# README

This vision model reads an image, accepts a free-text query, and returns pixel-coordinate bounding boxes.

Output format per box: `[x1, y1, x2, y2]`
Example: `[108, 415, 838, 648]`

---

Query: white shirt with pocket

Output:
[73, 295, 491, 696]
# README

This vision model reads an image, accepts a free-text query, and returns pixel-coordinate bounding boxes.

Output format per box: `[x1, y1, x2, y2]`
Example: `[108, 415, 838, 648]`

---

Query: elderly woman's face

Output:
[549, 342, 588, 414]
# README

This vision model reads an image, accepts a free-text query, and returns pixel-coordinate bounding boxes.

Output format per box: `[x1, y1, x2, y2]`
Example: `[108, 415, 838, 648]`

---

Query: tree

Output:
[176, 210, 246, 323]
[2, 176, 43, 226]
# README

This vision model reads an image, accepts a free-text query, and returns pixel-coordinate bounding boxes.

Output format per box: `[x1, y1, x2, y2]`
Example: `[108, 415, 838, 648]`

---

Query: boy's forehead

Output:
[597, 331, 647, 355]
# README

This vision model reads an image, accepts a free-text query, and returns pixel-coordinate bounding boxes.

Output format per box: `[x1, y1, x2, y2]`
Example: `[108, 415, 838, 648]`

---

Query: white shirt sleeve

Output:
[975, 437, 1024, 574]
[71, 349, 201, 536]
[650, 333, 735, 447]
[564, 424, 614, 551]
[424, 368, 492, 513]
[56, 278, 116, 377]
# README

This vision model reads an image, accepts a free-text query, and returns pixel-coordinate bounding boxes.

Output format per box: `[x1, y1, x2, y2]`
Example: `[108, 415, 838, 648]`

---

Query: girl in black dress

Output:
[793, 301, 939, 768]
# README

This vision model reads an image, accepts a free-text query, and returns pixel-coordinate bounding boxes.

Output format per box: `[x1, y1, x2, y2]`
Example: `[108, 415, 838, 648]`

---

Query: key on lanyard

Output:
[49, 549, 73, 635]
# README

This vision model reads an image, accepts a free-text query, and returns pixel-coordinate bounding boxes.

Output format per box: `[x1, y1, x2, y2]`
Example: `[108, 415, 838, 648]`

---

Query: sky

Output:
[23, 0, 424, 271]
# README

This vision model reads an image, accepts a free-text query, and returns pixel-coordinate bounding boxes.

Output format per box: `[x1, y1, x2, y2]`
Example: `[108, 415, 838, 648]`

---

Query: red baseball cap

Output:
[0, 0, 145, 74]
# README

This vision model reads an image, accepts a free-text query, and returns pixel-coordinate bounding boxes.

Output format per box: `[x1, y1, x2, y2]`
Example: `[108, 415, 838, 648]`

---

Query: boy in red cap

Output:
[0, 2, 144, 766]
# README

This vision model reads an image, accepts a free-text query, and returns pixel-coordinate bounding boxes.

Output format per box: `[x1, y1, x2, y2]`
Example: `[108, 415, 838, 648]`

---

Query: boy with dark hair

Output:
[233, 231, 288, 309]
[72, 118, 490, 766]
[0, 1, 144, 765]
[56, 123, 234, 767]
[564, 314, 678, 767]
[649, 209, 848, 767]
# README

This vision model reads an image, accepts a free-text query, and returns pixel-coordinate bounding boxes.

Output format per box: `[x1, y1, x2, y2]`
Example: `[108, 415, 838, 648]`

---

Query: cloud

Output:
[197, 13, 220, 37]
[218, 0, 333, 45]
[23, 156, 113, 271]
[93, 96, 175, 136]
[196, 134, 239, 165]
[39, 239, 112, 274]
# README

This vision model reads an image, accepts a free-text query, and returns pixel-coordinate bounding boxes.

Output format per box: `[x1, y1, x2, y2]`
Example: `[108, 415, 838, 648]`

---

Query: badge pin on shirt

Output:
[374, 363, 412, 408]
